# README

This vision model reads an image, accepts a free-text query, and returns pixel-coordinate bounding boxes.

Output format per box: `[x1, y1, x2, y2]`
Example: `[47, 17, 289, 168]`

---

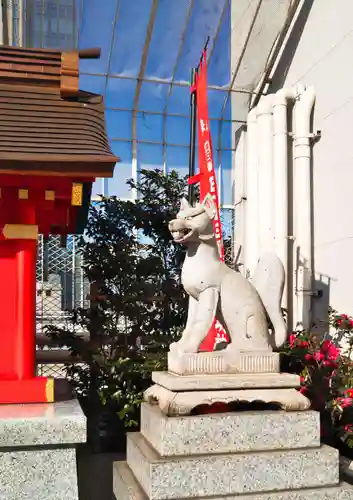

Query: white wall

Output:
[269, 0, 353, 321]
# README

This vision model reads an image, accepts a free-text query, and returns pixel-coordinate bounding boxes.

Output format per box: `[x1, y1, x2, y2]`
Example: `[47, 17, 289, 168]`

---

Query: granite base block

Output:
[140, 403, 320, 456]
[0, 447, 78, 500]
[114, 461, 353, 500]
[0, 399, 86, 447]
[126, 432, 339, 500]
[0, 399, 86, 500]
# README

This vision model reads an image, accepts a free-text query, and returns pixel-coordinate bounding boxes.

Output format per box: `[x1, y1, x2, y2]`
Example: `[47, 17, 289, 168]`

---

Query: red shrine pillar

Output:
[0, 231, 50, 403]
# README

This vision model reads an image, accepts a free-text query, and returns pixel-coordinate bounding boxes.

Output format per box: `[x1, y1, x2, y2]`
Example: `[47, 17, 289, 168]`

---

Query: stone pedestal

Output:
[113, 370, 353, 499]
[0, 399, 86, 500]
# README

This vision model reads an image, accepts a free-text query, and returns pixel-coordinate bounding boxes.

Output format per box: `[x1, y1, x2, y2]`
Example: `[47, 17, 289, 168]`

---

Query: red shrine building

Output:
[0, 45, 117, 404]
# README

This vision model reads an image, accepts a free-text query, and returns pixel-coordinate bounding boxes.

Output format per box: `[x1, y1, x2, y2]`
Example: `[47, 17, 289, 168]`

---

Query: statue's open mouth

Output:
[173, 227, 193, 243]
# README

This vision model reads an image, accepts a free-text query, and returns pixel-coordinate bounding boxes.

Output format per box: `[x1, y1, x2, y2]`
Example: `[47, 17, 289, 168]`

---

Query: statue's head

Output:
[168, 194, 216, 245]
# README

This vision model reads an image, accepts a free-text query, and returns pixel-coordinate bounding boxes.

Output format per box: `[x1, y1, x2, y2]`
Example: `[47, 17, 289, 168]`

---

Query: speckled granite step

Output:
[140, 403, 320, 456]
[113, 461, 353, 500]
[126, 432, 339, 500]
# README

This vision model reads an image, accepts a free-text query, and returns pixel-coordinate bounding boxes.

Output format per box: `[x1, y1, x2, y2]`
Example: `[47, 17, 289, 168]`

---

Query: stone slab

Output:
[140, 403, 320, 456]
[0, 447, 79, 500]
[0, 399, 86, 500]
[168, 350, 279, 375]
[114, 461, 353, 500]
[152, 371, 300, 391]
[126, 432, 339, 500]
[0, 399, 86, 447]
[144, 384, 311, 416]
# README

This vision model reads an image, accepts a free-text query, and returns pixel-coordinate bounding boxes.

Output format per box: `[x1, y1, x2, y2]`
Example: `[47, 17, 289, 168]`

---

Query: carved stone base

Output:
[144, 371, 309, 416]
[144, 384, 310, 416]
[168, 349, 280, 375]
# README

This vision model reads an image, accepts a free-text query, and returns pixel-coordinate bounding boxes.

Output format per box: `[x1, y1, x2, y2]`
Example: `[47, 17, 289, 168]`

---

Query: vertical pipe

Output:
[256, 94, 275, 258]
[293, 86, 316, 330]
[244, 108, 259, 275]
[18, 0, 23, 46]
[233, 128, 246, 271]
[188, 68, 197, 205]
[273, 88, 296, 309]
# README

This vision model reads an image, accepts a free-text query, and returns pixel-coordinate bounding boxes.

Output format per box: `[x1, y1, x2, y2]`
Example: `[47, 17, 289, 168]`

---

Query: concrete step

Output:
[113, 460, 353, 500]
[141, 403, 320, 457]
[126, 432, 339, 500]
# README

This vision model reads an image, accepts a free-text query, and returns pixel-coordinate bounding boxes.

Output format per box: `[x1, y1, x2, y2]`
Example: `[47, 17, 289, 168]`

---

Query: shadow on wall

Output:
[312, 272, 332, 335]
[268, 0, 315, 92]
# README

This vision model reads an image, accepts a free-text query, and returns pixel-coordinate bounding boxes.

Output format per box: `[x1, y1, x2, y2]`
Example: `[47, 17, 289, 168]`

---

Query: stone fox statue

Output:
[168, 196, 287, 354]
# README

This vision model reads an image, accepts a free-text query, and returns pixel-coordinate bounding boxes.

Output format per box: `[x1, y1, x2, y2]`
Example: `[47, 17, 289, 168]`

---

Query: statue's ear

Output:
[201, 193, 216, 220]
[180, 197, 191, 211]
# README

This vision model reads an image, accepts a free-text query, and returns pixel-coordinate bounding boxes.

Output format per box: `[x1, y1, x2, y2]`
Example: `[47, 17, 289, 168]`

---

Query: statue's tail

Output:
[252, 253, 287, 349]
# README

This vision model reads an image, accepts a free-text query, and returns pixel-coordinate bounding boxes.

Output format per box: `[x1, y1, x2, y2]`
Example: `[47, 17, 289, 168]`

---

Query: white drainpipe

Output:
[293, 85, 316, 330]
[256, 94, 275, 259]
[244, 108, 259, 276]
[272, 87, 297, 309]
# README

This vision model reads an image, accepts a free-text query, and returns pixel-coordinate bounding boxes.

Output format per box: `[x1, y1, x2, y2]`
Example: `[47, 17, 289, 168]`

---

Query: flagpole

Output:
[188, 68, 197, 206]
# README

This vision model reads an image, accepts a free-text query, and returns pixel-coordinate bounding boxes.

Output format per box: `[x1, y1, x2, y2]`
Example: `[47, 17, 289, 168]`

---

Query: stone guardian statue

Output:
[168, 195, 287, 355]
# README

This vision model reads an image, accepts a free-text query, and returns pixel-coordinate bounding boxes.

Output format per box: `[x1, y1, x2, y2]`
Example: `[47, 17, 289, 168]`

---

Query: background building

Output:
[2, 0, 75, 48]
[23, 0, 76, 49]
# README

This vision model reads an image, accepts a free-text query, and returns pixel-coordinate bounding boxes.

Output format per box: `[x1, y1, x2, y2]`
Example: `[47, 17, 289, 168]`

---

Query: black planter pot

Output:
[79, 397, 128, 454]
[87, 409, 127, 454]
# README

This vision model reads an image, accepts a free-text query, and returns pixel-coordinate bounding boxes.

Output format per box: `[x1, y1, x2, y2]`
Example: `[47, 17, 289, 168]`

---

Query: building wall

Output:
[269, 0, 353, 320]
[23, 0, 75, 49]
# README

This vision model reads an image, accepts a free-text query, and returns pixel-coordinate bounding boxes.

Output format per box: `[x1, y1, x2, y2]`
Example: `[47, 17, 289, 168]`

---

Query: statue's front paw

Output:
[169, 340, 187, 353]
[169, 341, 180, 352]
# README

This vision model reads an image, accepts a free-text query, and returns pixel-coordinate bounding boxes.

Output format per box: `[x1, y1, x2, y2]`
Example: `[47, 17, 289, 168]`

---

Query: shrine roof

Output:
[0, 46, 118, 177]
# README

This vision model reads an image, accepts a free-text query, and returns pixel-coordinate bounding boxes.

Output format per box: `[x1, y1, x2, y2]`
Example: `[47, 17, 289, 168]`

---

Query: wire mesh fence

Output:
[36, 234, 89, 378]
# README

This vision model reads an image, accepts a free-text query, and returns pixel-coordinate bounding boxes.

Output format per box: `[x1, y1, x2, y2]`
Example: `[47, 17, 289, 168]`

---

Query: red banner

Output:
[191, 51, 229, 351]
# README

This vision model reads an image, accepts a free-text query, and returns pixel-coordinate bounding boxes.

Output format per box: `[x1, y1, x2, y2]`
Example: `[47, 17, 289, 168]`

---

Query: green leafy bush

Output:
[46, 169, 188, 450]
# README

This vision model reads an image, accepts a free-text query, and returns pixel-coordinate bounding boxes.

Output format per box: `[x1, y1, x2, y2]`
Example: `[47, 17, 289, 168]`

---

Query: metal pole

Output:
[188, 68, 197, 205]
[1, 0, 9, 45]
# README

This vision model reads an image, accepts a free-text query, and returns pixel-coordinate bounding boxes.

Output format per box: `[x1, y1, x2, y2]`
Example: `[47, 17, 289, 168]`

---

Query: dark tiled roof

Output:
[0, 46, 118, 177]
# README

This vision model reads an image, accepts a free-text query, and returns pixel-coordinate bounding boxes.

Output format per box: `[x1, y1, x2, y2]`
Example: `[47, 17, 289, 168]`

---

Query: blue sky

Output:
[76, 0, 236, 210]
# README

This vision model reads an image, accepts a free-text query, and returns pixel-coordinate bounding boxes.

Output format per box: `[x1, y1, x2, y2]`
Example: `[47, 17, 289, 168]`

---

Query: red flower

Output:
[289, 334, 309, 349]
[344, 424, 353, 432]
[289, 334, 296, 347]
[344, 389, 353, 398]
[337, 397, 353, 408]
[304, 353, 313, 362]
[321, 340, 340, 361]
[299, 387, 307, 394]
[313, 351, 325, 361]
[335, 314, 353, 329]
